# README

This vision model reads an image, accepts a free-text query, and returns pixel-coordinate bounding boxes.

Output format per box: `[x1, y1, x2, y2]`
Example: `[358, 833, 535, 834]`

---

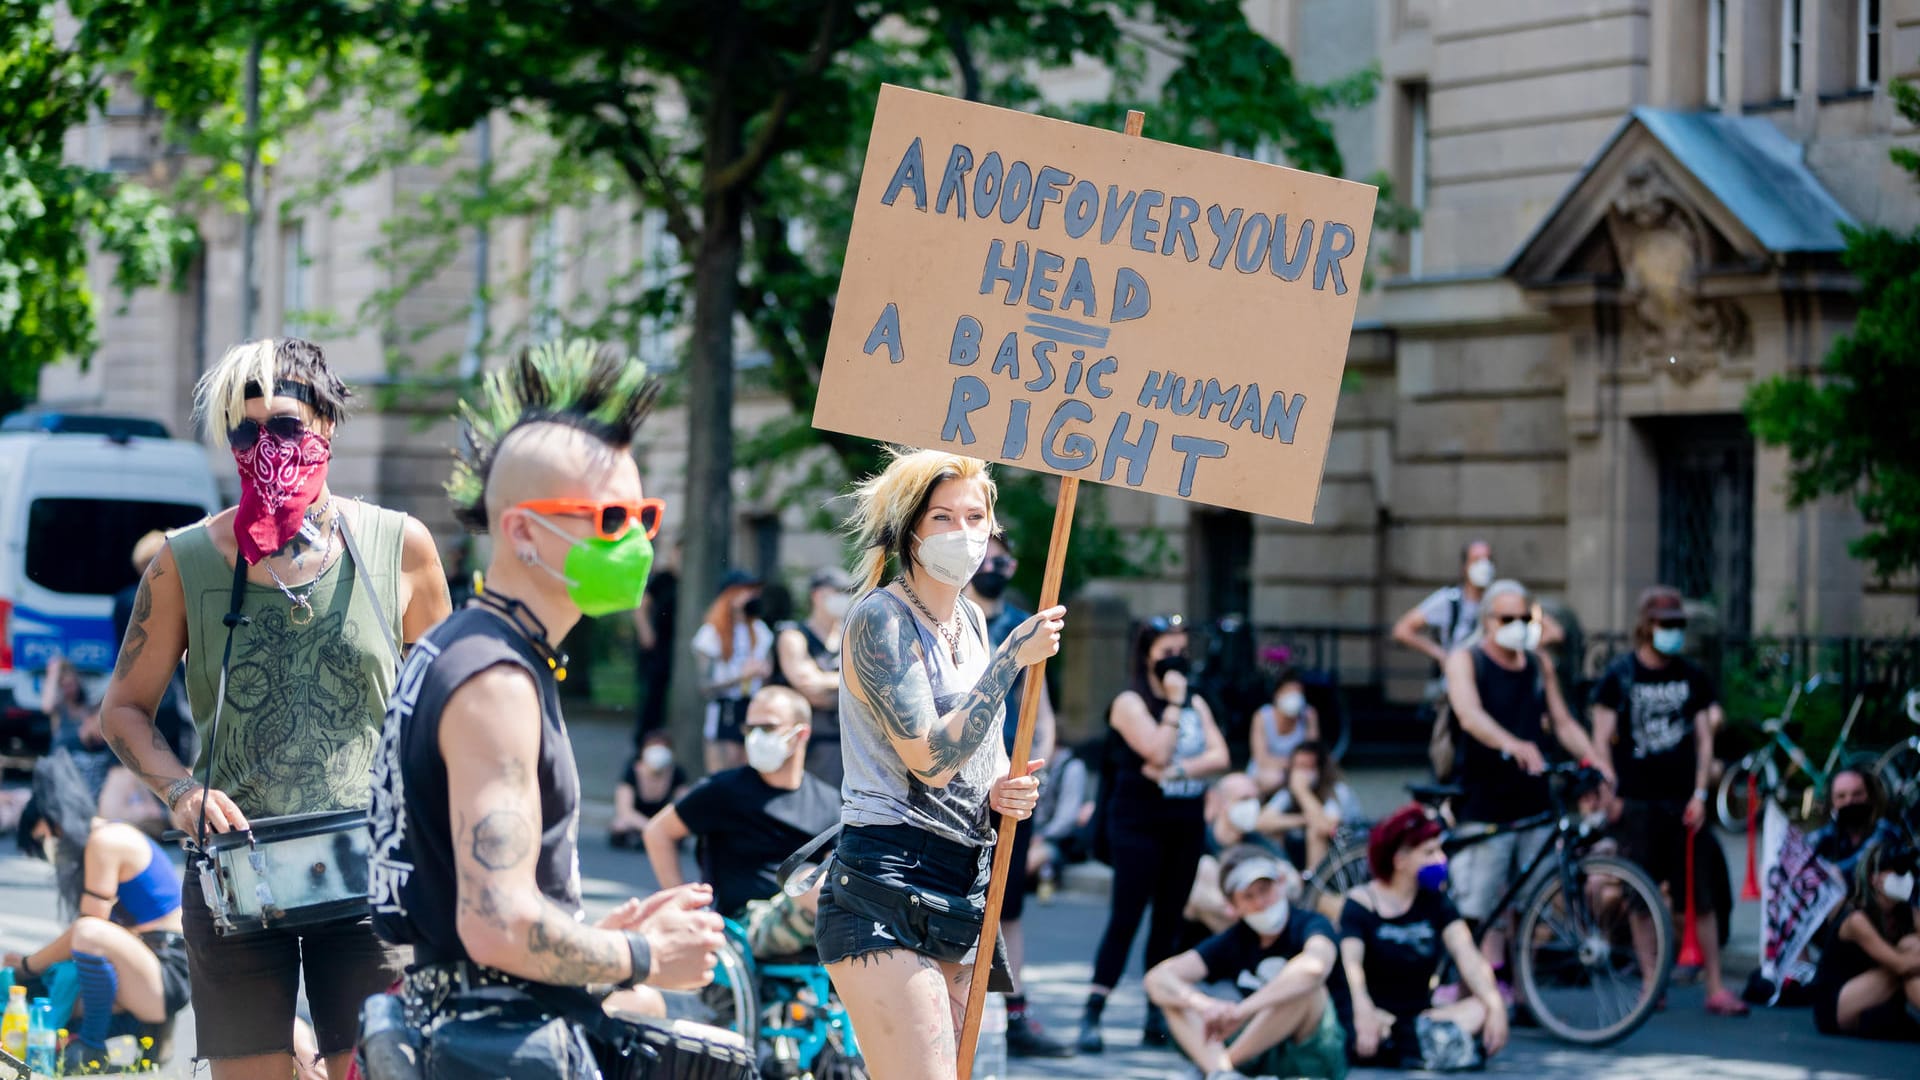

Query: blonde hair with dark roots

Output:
[446, 339, 660, 533]
[192, 338, 351, 450]
[844, 447, 997, 593]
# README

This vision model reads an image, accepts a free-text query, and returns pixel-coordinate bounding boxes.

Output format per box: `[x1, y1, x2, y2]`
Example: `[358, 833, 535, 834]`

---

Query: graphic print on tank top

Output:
[215, 600, 384, 815]
[1162, 707, 1209, 798]
[367, 638, 437, 915]
[906, 660, 1004, 846]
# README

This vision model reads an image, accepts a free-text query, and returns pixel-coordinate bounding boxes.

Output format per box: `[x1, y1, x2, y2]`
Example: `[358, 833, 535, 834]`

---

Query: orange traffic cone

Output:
[1679, 824, 1705, 967]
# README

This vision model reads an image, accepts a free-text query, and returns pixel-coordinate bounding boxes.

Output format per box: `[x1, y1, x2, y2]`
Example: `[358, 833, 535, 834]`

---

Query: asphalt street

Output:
[1, 714, 1913, 1078]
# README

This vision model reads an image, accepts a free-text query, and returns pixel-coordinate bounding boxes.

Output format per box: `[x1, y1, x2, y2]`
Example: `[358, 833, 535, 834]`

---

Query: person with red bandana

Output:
[98, 338, 452, 1080]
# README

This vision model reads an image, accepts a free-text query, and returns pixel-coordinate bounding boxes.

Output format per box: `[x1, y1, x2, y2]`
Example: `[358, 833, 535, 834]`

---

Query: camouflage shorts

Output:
[743, 891, 817, 959]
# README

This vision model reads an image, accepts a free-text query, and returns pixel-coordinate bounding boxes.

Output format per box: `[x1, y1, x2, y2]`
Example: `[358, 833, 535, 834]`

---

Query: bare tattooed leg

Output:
[827, 950, 959, 1080]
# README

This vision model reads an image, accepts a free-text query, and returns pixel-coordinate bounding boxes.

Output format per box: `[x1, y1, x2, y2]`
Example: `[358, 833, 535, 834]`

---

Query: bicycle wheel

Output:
[1716, 756, 1776, 833]
[1303, 842, 1372, 926]
[680, 935, 759, 1049]
[1514, 854, 1672, 1047]
[1876, 741, 1920, 813]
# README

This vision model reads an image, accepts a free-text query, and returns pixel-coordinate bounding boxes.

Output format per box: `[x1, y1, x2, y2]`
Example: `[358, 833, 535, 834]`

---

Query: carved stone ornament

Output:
[1606, 163, 1749, 383]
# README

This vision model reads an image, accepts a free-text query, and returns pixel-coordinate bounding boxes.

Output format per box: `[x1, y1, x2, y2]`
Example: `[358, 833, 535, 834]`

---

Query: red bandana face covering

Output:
[233, 430, 332, 564]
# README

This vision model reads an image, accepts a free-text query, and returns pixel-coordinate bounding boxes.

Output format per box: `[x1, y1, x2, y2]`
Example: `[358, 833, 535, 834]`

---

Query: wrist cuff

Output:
[619, 931, 651, 988]
[1692, 789, 1709, 802]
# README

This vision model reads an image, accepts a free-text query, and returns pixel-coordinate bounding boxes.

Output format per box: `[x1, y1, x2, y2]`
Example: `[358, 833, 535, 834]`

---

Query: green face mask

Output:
[526, 513, 654, 616]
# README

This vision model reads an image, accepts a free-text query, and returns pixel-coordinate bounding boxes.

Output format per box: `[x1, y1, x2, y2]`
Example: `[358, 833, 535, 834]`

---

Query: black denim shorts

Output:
[814, 823, 1012, 990]
[139, 931, 192, 1019]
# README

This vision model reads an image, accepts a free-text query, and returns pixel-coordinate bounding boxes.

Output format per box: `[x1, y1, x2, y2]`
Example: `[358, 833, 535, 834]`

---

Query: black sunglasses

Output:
[228, 415, 311, 453]
[1495, 613, 1533, 625]
[1653, 618, 1687, 630]
[1144, 614, 1187, 633]
[980, 554, 1016, 574]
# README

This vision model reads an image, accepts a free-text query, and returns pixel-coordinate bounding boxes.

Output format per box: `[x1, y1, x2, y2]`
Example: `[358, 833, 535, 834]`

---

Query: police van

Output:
[0, 412, 220, 756]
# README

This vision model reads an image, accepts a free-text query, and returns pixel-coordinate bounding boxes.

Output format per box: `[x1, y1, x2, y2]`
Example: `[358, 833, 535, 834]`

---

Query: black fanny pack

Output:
[827, 858, 989, 958]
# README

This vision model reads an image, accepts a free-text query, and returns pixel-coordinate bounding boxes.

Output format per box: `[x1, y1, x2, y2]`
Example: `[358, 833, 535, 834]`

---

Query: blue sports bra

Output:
[113, 835, 183, 924]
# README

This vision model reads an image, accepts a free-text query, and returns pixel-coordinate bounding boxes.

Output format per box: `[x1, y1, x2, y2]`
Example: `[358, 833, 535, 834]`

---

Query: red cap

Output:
[1368, 804, 1443, 882]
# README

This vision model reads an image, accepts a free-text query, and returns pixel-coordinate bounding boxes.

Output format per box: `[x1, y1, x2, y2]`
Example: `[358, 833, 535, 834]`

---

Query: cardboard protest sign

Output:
[814, 85, 1377, 522]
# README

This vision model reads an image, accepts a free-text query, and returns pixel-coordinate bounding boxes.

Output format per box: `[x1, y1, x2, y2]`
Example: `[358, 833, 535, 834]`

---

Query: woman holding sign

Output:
[818, 448, 1065, 1080]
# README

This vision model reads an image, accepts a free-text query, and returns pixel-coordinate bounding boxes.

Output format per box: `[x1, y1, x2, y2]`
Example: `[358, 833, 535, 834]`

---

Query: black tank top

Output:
[1456, 647, 1551, 824]
[771, 620, 841, 739]
[367, 606, 582, 966]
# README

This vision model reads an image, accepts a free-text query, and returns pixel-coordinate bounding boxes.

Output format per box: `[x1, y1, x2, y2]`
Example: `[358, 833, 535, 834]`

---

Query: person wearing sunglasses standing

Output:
[366, 341, 724, 1065]
[96, 338, 452, 1080]
[1443, 580, 1610, 986]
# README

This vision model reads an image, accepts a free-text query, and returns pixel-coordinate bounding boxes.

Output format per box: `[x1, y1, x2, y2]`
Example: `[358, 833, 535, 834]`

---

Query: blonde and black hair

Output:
[447, 339, 660, 533]
[844, 447, 997, 593]
[192, 338, 351, 450]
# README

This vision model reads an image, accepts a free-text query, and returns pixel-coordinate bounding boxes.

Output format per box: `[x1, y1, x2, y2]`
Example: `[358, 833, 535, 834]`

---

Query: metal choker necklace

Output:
[474, 588, 570, 682]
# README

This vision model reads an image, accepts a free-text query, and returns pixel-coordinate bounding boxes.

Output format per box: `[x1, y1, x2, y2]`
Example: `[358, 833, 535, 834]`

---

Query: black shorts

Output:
[139, 931, 192, 1018]
[815, 823, 1012, 991]
[706, 698, 749, 744]
[181, 871, 410, 1059]
[1617, 798, 1730, 919]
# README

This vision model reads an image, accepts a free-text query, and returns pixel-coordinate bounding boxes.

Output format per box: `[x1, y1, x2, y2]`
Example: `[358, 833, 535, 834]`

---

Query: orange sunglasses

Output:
[516, 498, 666, 541]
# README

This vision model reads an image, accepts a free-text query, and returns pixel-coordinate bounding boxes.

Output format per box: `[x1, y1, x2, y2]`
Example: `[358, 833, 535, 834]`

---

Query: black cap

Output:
[809, 567, 853, 593]
[717, 569, 761, 592]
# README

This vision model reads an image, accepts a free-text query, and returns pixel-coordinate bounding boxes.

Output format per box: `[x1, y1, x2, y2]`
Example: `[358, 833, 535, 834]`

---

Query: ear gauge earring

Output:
[518, 547, 538, 565]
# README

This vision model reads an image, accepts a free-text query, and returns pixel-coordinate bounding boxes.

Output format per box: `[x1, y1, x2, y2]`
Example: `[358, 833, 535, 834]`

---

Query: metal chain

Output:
[896, 576, 963, 664]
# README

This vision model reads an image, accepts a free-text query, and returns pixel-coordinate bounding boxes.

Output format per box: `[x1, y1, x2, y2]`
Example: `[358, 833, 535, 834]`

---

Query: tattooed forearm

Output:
[457, 809, 631, 985]
[525, 903, 630, 985]
[113, 572, 156, 681]
[846, 595, 1036, 783]
[916, 622, 1029, 781]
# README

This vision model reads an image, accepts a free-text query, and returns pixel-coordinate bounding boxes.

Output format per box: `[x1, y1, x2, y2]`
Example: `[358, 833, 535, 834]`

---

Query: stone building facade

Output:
[38, 1, 1920, 713]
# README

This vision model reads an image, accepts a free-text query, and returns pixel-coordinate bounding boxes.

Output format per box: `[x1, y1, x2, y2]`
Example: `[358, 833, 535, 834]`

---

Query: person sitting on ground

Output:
[1144, 845, 1351, 1080]
[610, 731, 686, 850]
[1257, 741, 1361, 874]
[1810, 840, 1920, 1043]
[1810, 768, 1902, 877]
[1340, 805, 1507, 1069]
[1249, 669, 1320, 799]
[1186, 774, 1276, 936]
[644, 685, 839, 928]
[4, 753, 191, 1071]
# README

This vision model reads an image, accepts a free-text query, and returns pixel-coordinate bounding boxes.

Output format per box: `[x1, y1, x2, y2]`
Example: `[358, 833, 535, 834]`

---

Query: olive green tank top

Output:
[172, 501, 406, 818]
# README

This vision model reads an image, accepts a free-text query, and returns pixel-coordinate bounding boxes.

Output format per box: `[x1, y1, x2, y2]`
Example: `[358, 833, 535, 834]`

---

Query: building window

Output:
[1706, 0, 1727, 106]
[280, 221, 306, 337]
[1654, 417, 1755, 637]
[1405, 82, 1428, 276]
[1859, 0, 1881, 87]
[1190, 508, 1252, 623]
[1779, 0, 1802, 100]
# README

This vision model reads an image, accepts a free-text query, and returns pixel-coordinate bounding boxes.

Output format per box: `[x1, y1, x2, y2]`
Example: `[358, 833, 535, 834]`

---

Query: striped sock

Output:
[71, 950, 118, 1048]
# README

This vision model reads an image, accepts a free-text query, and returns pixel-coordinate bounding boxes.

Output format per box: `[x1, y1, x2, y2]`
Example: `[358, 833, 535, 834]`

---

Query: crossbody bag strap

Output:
[194, 555, 252, 849]
[338, 508, 405, 668]
[777, 822, 843, 895]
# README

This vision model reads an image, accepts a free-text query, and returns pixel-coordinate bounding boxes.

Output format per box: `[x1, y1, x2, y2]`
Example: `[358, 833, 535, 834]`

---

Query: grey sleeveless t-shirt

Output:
[838, 589, 1010, 848]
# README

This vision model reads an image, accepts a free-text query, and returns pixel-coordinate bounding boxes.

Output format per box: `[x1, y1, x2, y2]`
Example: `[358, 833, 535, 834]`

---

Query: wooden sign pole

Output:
[955, 109, 1145, 1080]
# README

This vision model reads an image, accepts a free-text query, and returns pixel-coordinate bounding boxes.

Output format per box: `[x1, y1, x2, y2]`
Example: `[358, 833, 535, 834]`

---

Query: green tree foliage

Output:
[0, 2, 196, 414]
[1745, 75, 1920, 582]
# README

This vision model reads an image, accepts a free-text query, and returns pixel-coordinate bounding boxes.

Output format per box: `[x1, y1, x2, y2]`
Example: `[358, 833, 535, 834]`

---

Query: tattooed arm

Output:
[98, 545, 196, 802]
[443, 664, 639, 985]
[843, 595, 1064, 788]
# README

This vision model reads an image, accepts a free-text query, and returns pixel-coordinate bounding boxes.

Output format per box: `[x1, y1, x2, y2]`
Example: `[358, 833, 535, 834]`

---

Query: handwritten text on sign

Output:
[813, 86, 1377, 521]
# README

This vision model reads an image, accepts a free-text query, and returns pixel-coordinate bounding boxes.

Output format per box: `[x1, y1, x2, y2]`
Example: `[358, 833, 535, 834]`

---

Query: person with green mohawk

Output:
[365, 340, 730, 1068]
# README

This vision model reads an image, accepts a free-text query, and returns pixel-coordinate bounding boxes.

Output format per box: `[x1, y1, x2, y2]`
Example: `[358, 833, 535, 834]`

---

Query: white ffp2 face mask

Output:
[823, 593, 852, 620]
[1227, 798, 1261, 833]
[641, 745, 674, 772]
[914, 529, 991, 588]
[1467, 559, 1495, 589]
[745, 728, 798, 773]
[1277, 690, 1306, 717]
[1493, 619, 1530, 652]
[1882, 871, 1916, 905]
[1243, 894, 1290, 935]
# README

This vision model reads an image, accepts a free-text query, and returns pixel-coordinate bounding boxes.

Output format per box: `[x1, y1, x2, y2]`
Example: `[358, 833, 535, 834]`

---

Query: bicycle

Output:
[1870, 689, 1920, 818]
[1296, 819, 1374, 925]
[690, 917, 866, 1079]
[1716, 674, 1879, 831]
[1409, 762, 1673, 1047]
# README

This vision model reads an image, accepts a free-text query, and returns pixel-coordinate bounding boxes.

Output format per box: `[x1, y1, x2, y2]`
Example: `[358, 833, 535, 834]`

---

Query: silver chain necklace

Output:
[263, 505, 340, 625]
[896, 577, 963, 664]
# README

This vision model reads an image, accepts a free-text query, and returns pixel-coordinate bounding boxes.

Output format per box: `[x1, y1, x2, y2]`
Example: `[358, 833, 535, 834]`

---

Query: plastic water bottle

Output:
[972, 993, 1008, 1080]
[1, 985, 29, 1061]
[26, 998, 56, 1074]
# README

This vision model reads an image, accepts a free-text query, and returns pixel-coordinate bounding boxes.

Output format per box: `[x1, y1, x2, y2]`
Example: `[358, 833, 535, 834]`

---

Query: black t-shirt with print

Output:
[674, 765, 839, 918]
[615, 758, 687, 819]
[1194, 909, 1352, 1033]
[1590, 654, 1716, 801]
[1339, 886, 1462, 1019]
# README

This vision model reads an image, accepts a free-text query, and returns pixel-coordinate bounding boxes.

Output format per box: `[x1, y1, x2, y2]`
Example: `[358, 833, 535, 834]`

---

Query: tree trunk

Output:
[668, 16, 747, 777]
